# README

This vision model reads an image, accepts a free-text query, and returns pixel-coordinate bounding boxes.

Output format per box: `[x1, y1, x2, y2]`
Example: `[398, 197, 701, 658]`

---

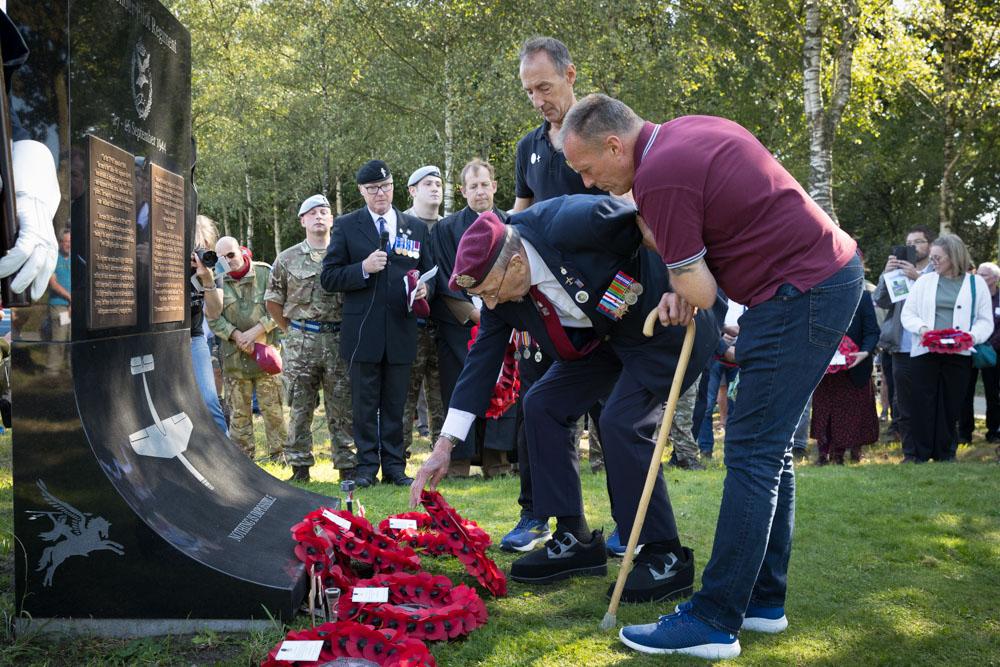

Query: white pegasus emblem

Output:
[27, 480, 124, 587]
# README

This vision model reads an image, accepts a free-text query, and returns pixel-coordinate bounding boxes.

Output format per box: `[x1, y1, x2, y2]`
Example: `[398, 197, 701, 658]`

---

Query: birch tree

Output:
[802, 0, 860, 222]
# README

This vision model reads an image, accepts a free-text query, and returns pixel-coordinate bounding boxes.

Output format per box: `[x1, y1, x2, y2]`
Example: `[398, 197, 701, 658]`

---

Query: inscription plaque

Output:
[87, 135, 137, 329]
[149, 163, 186, 324]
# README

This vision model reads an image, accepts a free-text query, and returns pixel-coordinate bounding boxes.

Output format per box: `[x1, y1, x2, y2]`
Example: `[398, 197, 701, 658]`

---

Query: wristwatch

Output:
[438, 432, 460, 447]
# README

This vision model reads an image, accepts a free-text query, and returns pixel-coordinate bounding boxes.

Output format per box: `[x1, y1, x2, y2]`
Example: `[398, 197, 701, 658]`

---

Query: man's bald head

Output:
[215, 236, 244, 274]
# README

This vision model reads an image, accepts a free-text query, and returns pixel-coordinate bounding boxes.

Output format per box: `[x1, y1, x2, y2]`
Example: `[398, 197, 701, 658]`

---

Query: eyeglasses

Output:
[362, 182, 393, 195]
[469, 261, 510, 304]
[929, 255, 947, 263]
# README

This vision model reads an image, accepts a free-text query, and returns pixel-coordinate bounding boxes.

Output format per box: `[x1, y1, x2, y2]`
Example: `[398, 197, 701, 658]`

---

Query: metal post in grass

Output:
[601, 315, 696, 631]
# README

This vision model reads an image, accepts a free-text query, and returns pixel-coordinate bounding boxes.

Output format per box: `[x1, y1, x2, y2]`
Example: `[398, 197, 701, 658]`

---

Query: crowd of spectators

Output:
[697, 228, 998, 465]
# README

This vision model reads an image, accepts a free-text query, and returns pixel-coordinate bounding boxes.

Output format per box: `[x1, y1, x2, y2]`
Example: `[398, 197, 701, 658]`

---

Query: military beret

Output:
[407, 165, 441, 188]
[297, 194, 330, 217]
[356, 159, 392, 185]
[449, 210, 510, 292]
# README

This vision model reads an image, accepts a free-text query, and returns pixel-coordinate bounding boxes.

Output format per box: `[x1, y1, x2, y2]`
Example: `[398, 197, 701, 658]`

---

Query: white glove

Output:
[0, 139, 60, 300]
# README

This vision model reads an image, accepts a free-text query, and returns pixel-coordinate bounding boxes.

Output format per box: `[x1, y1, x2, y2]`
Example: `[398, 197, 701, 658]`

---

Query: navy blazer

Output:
[449, 195, 724, 417]
[845, 291, 879, 387]
[320, 206, 435, 364]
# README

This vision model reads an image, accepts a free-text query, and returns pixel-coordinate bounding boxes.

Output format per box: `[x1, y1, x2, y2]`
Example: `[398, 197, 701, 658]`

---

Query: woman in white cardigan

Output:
[901, 234, 994, 461]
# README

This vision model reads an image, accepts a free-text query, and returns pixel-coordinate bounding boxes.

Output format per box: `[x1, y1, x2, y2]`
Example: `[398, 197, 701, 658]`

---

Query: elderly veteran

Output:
[410, 194, 723, 605]
[208, 235, 286, 460]
[266, 194, 357, 483]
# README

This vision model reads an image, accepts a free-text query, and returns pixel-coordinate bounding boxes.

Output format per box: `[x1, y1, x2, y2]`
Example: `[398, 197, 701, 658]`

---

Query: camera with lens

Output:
[194, 248, 218, 268]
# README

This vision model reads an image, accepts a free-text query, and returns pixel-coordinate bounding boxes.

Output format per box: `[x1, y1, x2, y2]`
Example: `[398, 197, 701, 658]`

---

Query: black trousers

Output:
[514, 350, 608, 518]
[522, 345, 678, 545]
[351, 360, 411, 479]
[909, 353, 971, 461]
[880, 350, 897, 428]
[958, 364, 1000, 440]
[891, 352, 917, 459]
[437, 331, 517, 461]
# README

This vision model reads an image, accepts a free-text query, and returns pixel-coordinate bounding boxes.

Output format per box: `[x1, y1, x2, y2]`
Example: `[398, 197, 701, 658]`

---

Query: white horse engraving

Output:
[27, 480, 124, 587]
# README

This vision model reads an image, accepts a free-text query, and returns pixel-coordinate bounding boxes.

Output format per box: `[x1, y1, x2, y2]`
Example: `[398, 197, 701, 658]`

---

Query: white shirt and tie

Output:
[361, 208, 397, 279]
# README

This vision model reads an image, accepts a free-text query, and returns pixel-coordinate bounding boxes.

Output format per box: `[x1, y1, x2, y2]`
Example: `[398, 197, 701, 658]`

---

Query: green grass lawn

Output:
[0, 423, 997, 666]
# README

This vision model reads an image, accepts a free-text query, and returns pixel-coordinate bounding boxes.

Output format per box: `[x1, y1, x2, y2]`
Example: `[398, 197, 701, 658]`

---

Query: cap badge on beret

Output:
[455, 274, 478, 289]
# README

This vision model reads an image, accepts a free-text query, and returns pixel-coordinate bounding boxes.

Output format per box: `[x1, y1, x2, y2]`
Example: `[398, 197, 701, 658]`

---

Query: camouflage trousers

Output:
[282, 328, 356, 469]
[224, 373, 286, 459]
[668, 382, 701, 465]
[402, 324, 444, 451]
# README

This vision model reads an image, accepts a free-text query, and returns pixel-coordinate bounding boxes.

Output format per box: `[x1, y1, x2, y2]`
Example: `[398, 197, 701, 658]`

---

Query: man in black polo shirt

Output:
[514, 37, 605, 211]
[501, 36, 610, 554]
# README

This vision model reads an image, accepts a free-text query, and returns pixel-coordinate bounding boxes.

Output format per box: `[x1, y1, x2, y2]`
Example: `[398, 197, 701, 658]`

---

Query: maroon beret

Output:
[449, 210, 510, 291]
[254, 343, 283, 375]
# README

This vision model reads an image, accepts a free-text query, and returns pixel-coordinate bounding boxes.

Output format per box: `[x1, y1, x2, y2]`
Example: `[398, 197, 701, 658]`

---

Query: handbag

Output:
[969, 276, 997, 368]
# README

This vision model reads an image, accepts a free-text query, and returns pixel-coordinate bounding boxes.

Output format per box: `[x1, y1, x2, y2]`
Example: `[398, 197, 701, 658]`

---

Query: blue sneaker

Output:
[676, 600, 788, 633]
[605, 526, 641, 557]
[620, 610, 740, 659]
[500, 516, 551, 553]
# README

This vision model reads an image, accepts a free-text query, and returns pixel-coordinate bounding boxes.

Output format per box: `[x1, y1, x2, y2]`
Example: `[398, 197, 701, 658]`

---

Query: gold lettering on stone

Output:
[149, 163, 186, 324]
[87, 135, 137, 329]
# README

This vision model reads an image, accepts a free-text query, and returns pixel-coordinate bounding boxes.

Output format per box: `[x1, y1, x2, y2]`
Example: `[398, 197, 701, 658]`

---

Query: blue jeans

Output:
[697, 360, 738, 454]
[690, 256, 862, 634]
[791, 395, 812, 450]
[191, 334, 228, 435]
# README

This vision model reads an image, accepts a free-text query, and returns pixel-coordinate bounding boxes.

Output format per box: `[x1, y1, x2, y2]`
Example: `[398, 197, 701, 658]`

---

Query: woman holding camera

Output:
[901, 234, 994, 461]
[191, 214, 228, 435]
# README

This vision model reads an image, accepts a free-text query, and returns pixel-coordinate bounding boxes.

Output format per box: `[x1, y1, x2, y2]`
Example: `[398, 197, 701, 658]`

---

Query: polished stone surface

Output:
[9, 1, 335, 622]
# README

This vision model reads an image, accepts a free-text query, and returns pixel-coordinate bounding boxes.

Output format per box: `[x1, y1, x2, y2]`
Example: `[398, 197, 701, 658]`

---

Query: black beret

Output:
[356, 160, 392, 185]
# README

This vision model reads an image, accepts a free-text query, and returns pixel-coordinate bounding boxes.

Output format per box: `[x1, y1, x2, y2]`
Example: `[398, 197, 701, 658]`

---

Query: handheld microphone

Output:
[379, 230, 390, 255]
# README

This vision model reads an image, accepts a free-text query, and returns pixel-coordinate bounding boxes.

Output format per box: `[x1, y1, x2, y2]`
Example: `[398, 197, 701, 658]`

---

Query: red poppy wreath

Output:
[420, 490, 507, 597]
[921, 327, 974, 354]
[337, 570, 488, 641]
[261, 621, 435, 667]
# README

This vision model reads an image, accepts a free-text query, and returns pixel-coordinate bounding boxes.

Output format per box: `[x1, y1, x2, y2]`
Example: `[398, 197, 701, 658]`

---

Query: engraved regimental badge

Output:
[131, 40, 153, 120]
[455, 274, 477, 289]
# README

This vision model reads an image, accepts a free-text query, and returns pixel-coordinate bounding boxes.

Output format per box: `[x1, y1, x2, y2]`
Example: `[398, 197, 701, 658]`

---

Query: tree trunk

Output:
[323, 148, 331, 197]
[222, 203, 230, 238]
[335, 173, 342, 216]
[442, 43, 455, 216]
[938, 0, 956, 235]
[802, 0, 858, 225]
[271, 162, 282, 258]
[244, 170, 254, 251]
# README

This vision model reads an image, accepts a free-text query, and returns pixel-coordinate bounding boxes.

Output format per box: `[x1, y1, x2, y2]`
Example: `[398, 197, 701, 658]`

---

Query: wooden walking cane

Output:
[599, 312, 697, 631]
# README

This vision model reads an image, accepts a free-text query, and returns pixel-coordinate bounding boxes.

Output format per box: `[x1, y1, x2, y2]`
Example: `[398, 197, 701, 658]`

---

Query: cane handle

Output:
[642, 310, 658, 337]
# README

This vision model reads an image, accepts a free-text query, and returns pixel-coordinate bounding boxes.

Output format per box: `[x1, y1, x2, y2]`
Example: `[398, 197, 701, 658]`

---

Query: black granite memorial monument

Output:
[7, 0, 334, 633]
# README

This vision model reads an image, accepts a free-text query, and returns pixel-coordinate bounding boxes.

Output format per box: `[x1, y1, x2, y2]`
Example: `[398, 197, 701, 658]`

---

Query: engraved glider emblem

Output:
[128, 354, 213, 490]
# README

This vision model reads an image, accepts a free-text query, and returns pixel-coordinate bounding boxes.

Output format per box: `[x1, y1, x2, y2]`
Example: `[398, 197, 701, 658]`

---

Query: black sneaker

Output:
[607, 546, 695, 604]
[509, 530, 607, 584]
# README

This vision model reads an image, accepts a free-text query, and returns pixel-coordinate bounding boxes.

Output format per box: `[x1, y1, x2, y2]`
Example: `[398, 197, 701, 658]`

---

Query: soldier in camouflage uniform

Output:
[667, 382, 705, 470]
[266, 194, 356, 483]
[402, 166, 446, 452]
[208, 236, 286, 460]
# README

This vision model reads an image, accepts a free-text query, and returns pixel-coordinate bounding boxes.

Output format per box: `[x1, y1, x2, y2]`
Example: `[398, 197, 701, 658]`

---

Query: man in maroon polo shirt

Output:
[560, 94, 863, 660]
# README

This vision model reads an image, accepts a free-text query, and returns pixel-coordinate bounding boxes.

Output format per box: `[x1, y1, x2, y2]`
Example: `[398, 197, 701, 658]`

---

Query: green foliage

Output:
[162, 0, 999, 269]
